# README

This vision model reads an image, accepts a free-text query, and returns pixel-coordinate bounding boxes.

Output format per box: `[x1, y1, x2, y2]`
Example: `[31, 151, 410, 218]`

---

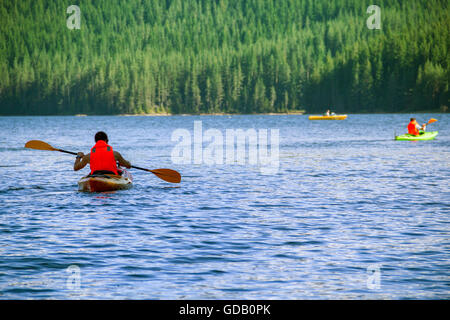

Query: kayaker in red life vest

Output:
[407, 118, 426, 136]
[74, 131, 131, 175]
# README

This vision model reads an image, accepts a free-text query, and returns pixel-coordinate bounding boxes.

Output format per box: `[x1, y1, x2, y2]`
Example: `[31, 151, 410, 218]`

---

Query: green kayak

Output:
[395, 131, 438, 141]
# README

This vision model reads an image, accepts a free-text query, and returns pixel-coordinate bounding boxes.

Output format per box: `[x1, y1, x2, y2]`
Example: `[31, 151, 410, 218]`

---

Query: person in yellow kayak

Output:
[324, 109, 336, 116]
[74, 131, 131, 175]
[407, 118, 426, 136]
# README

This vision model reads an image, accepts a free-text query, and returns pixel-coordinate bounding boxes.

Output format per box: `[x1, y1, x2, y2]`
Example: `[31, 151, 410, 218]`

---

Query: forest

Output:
[0, 0, 448, 115]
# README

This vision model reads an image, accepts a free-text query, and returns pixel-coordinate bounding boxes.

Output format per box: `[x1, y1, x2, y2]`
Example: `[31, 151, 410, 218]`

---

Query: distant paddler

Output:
[395, 118, 438, 141]
[407, 118, 429, 136]
[309, 108, 345, 120]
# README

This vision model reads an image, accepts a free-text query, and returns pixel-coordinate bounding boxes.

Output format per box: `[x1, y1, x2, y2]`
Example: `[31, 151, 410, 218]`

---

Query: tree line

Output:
[0, 0, 448, 115]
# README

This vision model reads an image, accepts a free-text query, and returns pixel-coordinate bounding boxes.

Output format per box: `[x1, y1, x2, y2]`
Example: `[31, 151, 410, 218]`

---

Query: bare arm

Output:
[74, 152, 90, 171]
[114, 151, 131, 168]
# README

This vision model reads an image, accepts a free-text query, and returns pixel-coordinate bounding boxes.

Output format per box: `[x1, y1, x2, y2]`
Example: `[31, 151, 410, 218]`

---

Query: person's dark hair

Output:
[95, 131, 108, 142]
[410, 118, 416, 121]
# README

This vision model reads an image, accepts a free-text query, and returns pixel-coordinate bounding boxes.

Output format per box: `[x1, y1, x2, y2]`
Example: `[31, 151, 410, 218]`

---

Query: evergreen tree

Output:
[0, 0, 448, 115]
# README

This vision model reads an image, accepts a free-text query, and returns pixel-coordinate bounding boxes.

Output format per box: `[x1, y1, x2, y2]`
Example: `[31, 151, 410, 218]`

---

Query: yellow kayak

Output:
[309, 115, 347, 120]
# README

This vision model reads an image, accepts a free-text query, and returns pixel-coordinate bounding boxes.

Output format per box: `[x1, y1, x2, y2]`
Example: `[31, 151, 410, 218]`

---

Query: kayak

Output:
[309, 115, 347, 120]
[78, 169, 133, 192]
[395, 131, 438, 141]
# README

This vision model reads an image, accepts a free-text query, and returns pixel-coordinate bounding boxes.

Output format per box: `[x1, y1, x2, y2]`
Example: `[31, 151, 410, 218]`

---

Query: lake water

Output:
[0, 114, 449, 299]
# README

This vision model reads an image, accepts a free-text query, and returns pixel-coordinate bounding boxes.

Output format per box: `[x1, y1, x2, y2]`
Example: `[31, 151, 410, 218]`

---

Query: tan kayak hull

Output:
[78, 170, 133, 192]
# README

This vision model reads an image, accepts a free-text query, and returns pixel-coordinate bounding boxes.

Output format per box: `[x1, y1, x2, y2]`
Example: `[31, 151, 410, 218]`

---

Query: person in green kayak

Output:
[407, 118, 426, 136]
[74, 131, 131, 175]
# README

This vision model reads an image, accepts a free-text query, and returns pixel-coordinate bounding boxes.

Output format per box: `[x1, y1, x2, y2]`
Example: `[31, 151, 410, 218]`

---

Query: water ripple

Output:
[0, 114, 449, 299]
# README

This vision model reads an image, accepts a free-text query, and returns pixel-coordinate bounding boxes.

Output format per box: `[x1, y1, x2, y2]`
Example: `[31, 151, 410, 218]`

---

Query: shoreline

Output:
[1, 111, 447, 117]
[117, 111, 306, 116]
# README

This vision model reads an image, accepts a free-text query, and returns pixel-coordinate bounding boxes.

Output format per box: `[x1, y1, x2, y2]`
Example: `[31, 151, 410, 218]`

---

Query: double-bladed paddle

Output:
[426, 118, 437, 125]
[24, 140, 181, 183]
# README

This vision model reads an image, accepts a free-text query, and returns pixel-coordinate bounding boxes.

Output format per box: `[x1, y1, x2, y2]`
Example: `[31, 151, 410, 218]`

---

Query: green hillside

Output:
[0, 0, 448, 115]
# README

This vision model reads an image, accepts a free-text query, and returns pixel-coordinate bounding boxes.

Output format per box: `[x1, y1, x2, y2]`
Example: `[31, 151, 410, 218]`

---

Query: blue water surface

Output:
[0, 114, 449, 299]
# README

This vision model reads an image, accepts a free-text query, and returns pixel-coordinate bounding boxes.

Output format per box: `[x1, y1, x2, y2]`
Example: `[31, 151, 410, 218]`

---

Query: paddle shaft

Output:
[58, 150, 179, 182]
[25, 140, 181, 183]
[52, 150, 165, 175]
[68, 154, 174, 179]
[131, 165, 151, 172]
[57, 149, 77, 156]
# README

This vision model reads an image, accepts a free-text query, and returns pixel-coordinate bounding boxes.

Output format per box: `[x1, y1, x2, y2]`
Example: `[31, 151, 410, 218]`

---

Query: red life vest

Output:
[407, 121, 420, 136]
[90, 140, 118, 175]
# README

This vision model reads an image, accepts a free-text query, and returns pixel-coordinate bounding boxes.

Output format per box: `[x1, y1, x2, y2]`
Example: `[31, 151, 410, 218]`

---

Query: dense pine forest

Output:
[0, 0, 448, 115]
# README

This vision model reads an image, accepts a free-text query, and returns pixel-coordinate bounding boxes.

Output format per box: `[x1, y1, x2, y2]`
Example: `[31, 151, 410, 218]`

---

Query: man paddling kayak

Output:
[74, 131, 131, 175]
[25, 138, 181, 183]
[407, 118, 426, 136]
